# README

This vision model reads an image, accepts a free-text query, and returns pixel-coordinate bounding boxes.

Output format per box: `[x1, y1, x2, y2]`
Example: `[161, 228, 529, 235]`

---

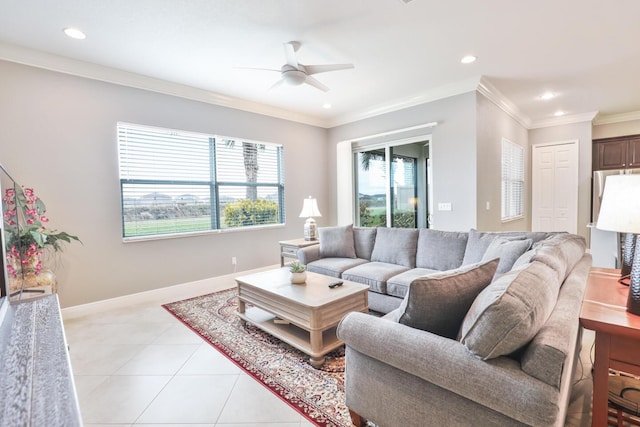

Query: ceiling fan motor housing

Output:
[281, 65, 307, 86]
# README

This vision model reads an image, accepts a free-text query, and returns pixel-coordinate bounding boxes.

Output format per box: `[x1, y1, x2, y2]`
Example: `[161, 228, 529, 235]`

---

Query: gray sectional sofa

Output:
[298, 225, 591, 426]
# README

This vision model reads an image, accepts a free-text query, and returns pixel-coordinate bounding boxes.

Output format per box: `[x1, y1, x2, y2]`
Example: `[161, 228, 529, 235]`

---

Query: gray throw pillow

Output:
[353, 227, 377, 260]
[396, 259, 499, 339]
[481, 237, 532, 274]
[318, 224, 356, 258]
[459, 261, 561, 360]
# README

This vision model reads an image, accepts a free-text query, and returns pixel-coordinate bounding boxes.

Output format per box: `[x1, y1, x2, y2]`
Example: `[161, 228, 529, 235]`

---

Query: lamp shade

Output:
[299, 197, 322, 218]
[596, 175, 640, 234]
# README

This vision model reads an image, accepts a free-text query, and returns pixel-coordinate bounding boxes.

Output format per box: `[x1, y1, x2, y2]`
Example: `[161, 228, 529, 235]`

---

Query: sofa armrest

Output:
[297, 245, 320, 265]
[337, 312, 560, 425]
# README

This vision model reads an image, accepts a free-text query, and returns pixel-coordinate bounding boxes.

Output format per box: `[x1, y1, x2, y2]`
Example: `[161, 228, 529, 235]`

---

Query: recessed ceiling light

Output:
[461, 55, 477, 64]
[539, 92, 555, 100]
[554, 111, 565, 117]
[63, 27, 86, 40]
[322, 103, 332, 109]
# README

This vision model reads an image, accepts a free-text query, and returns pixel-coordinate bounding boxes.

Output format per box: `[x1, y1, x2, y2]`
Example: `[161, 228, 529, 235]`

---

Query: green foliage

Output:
[222, 199, 278, 228]
[289, 261, 306, 273]
[358, 201, 416, 228]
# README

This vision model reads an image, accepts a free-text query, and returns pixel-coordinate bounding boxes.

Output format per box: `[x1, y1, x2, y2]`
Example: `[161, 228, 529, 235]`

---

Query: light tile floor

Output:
[62, 269, 594, 427]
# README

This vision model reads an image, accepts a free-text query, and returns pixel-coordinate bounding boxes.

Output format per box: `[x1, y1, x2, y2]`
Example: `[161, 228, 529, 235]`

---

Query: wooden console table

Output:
[579, 267, 640, 427]
[0, 295, 82, 426]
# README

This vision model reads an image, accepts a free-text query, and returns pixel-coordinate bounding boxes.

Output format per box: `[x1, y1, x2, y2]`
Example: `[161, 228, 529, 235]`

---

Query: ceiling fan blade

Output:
[304, 76, 330, 92]
[305, 63, 354, 76]
[268, 79, 285, 91]
[234, 66, 280, 73]
[283, 42, 299, 68]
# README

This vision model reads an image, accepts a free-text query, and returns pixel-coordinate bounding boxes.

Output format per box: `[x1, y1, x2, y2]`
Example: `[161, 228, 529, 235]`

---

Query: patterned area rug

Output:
[162, 287, 351, 427]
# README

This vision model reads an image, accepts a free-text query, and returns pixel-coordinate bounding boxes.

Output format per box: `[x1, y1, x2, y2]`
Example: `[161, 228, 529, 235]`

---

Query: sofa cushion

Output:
[395, 259, 499, 339]
[353, 227, 377, 260]
[459, 261, 561, 360]
[306, 258, 369, 278]
[462, 229, 553, 265]
[318, 225, 356, 258]
[370, 227, 419, 268]
[415, 229, 468, 270]
[386, 268, 441, 298]
[342, 262, 410, 294]
[530, 233, 586, 282]
[481, 237, 532, 274]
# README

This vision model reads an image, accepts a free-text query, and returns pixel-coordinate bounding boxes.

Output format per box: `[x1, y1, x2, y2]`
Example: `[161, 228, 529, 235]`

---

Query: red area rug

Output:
[162, 288, 351, 427]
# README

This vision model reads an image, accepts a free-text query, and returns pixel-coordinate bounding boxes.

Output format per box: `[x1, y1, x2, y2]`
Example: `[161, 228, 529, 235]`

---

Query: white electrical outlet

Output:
[231, 257, 237, 265]
[486, 201, 491, 210]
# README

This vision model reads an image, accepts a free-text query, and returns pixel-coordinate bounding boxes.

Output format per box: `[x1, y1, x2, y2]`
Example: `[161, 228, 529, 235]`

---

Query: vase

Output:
[7, 255, 56, 294]
[290, 271, 307, 284]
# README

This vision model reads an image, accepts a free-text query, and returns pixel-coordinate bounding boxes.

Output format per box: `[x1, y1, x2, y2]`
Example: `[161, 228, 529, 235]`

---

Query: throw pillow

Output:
[353, 227, 377, 260]
[395, 258, 499, 339]
[458, 261, 561, 360]
[481, 237, 532, 274]
[318, 224, 356, 258]
[370, 227, 419, 268]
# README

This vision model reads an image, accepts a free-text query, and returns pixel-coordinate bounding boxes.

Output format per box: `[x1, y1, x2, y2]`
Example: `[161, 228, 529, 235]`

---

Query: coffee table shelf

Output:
[237, 306, 343, 357]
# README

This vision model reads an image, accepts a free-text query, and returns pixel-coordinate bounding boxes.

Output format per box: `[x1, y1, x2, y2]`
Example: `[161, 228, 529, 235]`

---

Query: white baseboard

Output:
[61, 264, 279, 320]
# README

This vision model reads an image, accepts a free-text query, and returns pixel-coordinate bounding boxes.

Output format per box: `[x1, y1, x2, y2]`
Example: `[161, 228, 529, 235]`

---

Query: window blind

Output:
[117, 123, 284, 239]
[501, 138, 524, 221]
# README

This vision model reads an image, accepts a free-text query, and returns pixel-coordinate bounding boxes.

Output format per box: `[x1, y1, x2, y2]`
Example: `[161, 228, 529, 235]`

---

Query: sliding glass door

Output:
[354, 142, 423, 228]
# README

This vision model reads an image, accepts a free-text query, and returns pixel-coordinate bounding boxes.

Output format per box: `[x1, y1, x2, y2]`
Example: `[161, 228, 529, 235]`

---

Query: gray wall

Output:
[328, 92, 477, 232]
[0, 60, 329, 307]
[528, 122, 592, 241]
[476, 93, 530, 231]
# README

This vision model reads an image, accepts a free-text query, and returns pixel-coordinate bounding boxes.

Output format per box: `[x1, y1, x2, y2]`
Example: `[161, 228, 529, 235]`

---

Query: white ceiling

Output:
[1, 0, 640, 128]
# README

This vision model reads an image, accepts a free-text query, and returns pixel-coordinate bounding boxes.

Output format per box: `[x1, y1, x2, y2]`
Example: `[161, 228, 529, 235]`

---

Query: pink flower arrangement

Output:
[2, 185, 80, 278]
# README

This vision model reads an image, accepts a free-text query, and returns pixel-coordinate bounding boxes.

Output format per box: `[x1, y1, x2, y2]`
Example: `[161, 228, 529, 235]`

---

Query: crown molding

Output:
[0, 42, 331, 128]
[593, 110, 640, 126]
[529, 111, 599, 129]
[325, 77, 482, 127]
[476, 77, 531, 129]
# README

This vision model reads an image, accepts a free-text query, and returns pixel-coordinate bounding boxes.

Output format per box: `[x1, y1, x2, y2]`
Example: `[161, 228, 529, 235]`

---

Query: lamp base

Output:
[621, 233, 636, 285]
[627, 234, 640, 315]
[304, 218, 318, 241]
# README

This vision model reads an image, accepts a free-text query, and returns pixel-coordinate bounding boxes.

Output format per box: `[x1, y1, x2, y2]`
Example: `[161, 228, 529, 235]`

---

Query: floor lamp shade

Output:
[596, 174, 640, 315]
[299, 197, 322, 241]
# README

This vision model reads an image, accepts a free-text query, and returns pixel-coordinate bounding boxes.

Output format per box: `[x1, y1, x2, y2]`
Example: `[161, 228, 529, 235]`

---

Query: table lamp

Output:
[596, 174, 640, 315]
[299, 196, 321, 241]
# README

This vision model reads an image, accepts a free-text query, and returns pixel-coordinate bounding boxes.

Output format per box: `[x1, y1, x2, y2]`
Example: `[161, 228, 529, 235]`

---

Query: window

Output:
[501, 138, 524, 221]
[117, 123, 284, 239]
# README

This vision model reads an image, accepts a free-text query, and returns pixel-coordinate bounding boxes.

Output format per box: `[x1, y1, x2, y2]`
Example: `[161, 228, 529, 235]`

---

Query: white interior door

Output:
[532, 141, 579, 233]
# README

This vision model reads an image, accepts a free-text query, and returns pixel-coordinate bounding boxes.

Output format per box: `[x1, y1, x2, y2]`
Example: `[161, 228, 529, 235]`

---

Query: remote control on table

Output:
[328, 281, 343, 288]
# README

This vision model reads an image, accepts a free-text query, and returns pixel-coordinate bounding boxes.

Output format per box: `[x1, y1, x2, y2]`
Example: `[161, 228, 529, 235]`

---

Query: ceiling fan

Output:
[240, 41, 354, 92]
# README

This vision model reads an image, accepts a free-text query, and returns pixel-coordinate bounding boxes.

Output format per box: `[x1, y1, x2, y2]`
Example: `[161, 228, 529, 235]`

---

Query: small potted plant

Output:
[289, 261, 307, 284]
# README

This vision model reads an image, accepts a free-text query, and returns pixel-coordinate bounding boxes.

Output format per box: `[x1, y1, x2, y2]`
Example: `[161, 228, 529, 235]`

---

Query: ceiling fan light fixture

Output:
[554, 110, 565, 117]
[282, 69, 306, 86]
[539, 92, 555, 100]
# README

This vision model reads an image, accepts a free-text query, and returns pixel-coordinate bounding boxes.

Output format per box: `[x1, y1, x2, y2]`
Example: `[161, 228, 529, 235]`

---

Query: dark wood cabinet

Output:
[593, 135, 640, 170]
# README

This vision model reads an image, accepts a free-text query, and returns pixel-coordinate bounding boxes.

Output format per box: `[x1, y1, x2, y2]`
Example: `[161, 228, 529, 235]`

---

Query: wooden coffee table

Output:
[235, 268, 369, 367]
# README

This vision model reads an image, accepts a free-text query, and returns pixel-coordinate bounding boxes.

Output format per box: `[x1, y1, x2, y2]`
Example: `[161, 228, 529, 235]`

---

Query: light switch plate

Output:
[438, 202, 452, 211]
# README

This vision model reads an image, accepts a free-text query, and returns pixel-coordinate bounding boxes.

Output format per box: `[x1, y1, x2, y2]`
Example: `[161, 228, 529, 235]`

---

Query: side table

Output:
[579, 267, 640, 427]
[279, 238, 319, 267]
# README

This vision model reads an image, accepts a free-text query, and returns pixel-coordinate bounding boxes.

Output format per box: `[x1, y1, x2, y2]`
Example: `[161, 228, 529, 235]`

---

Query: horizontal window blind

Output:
[117, 123, 284, 239]
[501, 138, 524, 221]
